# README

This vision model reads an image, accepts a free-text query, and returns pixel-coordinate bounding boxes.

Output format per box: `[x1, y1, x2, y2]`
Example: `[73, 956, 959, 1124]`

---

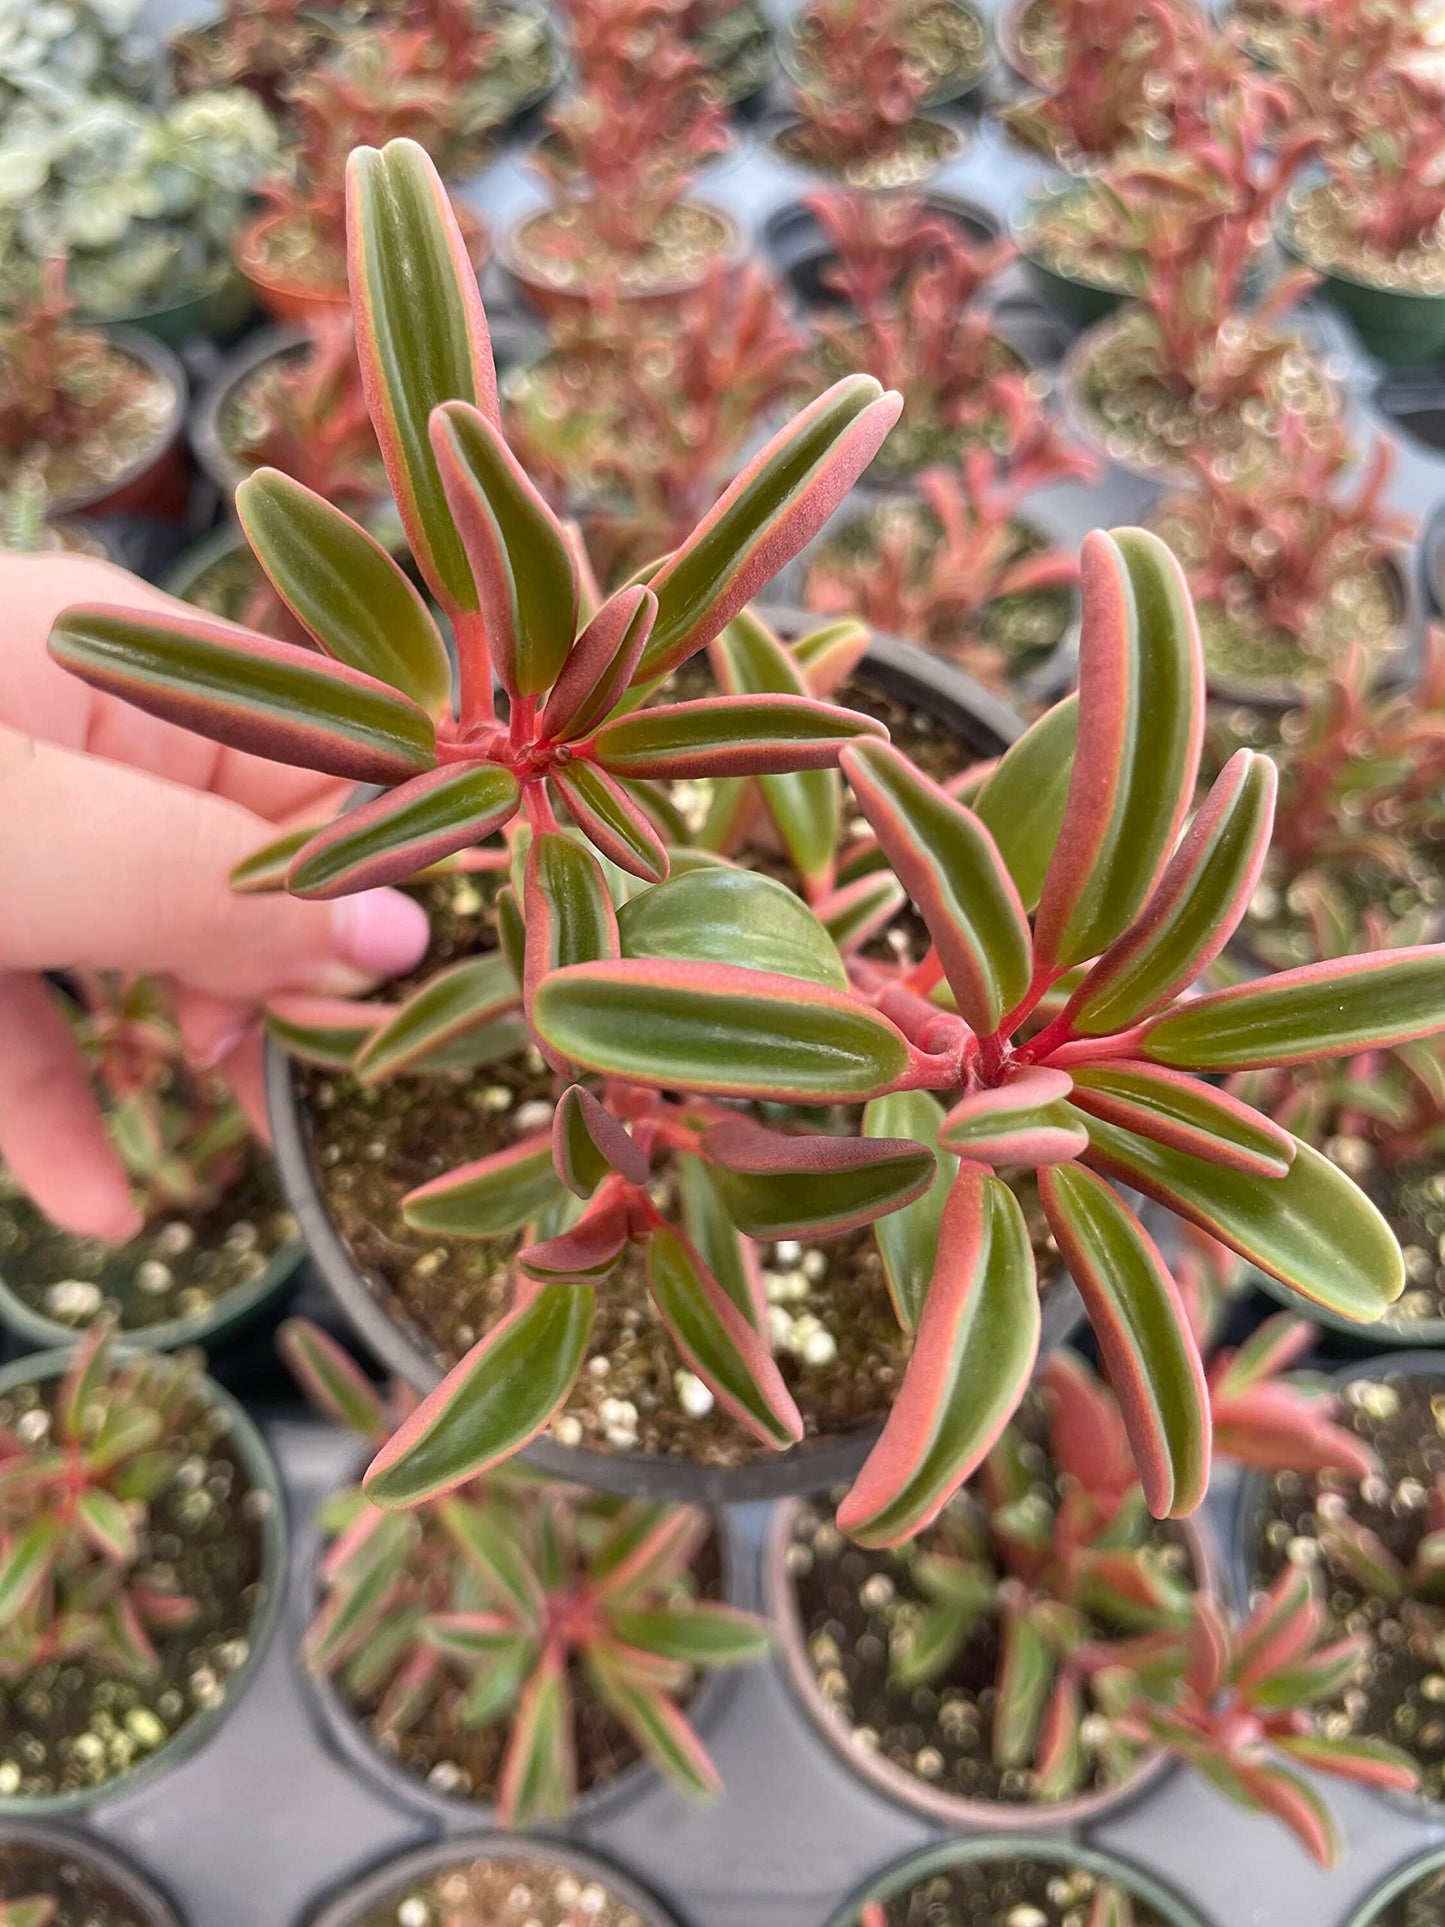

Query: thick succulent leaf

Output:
[229, 824, 321, 895]
[347, 139, 497, 611]
[589, 1501, 709, 1600]
[533, 960, 913, 1102]
[354, 953, 521, 1083]
[431, 400, 577, 698]
[1139, 948, 1445, 1071]
[586, 1646, 722, 1799]
[1078, 1112, 1404, 1323]
[864, 1091, 958, 1333]
[1068, 1062, 1295, 1178]
[1038, 1163, 1210, 1519]
[790, 617, 870, 697]
[0, 1520, 61, 1626]
[635, 376, 903, 683]
[1063, 749, 1277, 1036]
[645, 1224, 803, 1447]
[608, 1603, 769, 1668]
[677, 1154, 765, 1329]
[497, 881, 526, 983]
[701, 1118, 935, 1239]
[518, 1196, 630, 1283]
[938, 1067, 1088, 1167]
[551, 760, 669, 884]
[538, 586, 657, 743]
[402, 1132, 565, 1238]
[75, 1488, 136, 1564]
[591, 695, 885, 780]
[715, 609, 839, 893]
[993, 1611, 1055, 1768]
[57, 1320, 110, 1441]
[278, 1317, 388, 1440]
[818, 871, 908, 954]
[1275, 1733, 1419, 1795]
[553, 1084, 648, 1195]
[265, 994, 389, 1069]
[617, 867, 846, 988]
[1035, 1671, 1087, 1800]
[289, 761, 521, 898]
[523, 832, 619, 1060]
[972, 696, 1078, 913]
[1206, 1755, 1339, 1868]
[840, 740, 1032, 1036]
[425, 1609, 530, 1659]
[439, 1496, 545, 1622]
[364, 1283, 595, 1506]
[49, 605, 438, 784]
[498, 1649, 575, 1824]
[1033, 530, 1203, 973]
[236, 470, 451, 718]
[838, 1168, 1039, 1547]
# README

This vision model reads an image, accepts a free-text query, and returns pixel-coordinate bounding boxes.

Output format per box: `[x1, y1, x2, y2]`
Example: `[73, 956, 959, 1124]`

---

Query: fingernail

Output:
[331, 889, 430, 981]
[196, 1019, 254, 1072]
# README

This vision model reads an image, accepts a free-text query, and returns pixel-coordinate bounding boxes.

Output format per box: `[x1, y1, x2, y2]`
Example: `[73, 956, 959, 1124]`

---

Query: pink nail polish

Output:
[332, 890, 431, 980]
[197, 1019, 253, 1072]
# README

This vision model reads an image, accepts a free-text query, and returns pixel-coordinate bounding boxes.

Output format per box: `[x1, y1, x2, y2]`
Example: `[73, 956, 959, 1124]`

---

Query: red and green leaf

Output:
[590, 694, 885, 780]
[354, 953, 523, 1083]
[552, 1084, 648, 1196]
[971, 695, 1078, 913]
[288, 761, 521, 898]
[538, 585, 657, 742]
[402, 1132, 566, 1239]
[864, 1091, 959, 1334]
[278, 1317, 388, 1441]
[551, 760, 670, 885]
[1067, 1063, 1295, 1178]
[939, 1067, 1089, 1167]
[617, 867, 846, 987]
[701, 1117, 935, 1239]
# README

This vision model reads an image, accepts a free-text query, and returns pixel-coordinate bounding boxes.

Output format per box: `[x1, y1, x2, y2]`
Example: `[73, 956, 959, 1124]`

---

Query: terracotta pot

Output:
[236, 203, 490, 326]
[765, 1490, 1219, 1832]
[52, 326, 189, 523]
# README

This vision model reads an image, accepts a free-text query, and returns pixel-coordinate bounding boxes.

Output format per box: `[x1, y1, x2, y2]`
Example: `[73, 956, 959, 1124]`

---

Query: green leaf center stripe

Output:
[288, 761, 522, 898]
[617, 868, 847, 987]
[592, 696, 885, 777]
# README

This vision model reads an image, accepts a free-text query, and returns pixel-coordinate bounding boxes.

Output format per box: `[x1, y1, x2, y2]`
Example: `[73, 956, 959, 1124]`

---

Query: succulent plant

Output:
[227, 315, 384, 510]
[0, 90, 277, 317]
[0, 258, 152, 474]
[1110, 1566, 1419, 1864]
[169, 0, 335, 106]
[283, 1318, 767, 1823]
[504, 264, 809, 583]
[0, 0, 147, 110]
[49, 136, 1445, 1552]
[0, 1321, 202, 1679]
[785, 0, 956, 175]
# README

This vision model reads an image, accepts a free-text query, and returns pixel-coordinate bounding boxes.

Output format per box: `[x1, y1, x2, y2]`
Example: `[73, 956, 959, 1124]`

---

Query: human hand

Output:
[0, 554, 430, 1241]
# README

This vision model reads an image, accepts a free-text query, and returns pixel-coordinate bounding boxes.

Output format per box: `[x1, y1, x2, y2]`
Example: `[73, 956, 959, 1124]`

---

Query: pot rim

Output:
[43, 325, 187, 519]
[763, 1486, 1219, 1835]
[0, 1817, 184, 1927]
[762, 112, 969, 190]
[1338, 1839, 1445, 1927]
[1277, 183, 1445, 307]
[824, 1833, 1211, 1927]
[497, 196, 746, 307]
[1231, 1346, 1445, 1825]
[1007, 184, 1128, 299]
[0, 1346, 288, 1817]
[190, 323, 308, 498]
[302, 1831, 679, 1927]
[297, 1449, 745, 1830]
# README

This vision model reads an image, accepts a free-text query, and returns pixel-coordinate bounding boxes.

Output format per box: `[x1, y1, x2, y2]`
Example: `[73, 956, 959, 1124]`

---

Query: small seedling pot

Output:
[765, 1493, 1218, 1833]
[827, 1835, 1208, 1927]
[762, 192, 999, 312]
[0, 1348, 288, 1818]
[236, 205, 490, 327]
[300, 1463, 745, 1832]
[1232, 1347, 1445, 1821]
[0, 1818, 183, 1926]
[304, 1834, 680, 1927]
[1340, 1841, 1445, 1927]
[498, 199, 747, 322]
[44, 327, 189, 524]
[190, 326, 309, 499]
[1277, 194, 1445, 371]
[266, 631, 1085, 1504]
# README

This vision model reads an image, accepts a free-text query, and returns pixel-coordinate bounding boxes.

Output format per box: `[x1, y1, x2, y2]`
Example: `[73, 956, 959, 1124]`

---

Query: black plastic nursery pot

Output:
[35, 327, 190, 524]
[0, 1818, 183, 1926]
[1375, 371, 1445, 462]
[265, 632, 1085, 1505]
[0, 1348, 288, 1818]
[300, 1460, 747, 1833]
[827, 1835, 1208, 1927]
[764, 1493, 1218, 1834]
[1343, 1841, 1445, 1927]
[1232, 1349, 1445, 1820]
[305, 1834, 679, 1927]
[762, 191, 1000, 313]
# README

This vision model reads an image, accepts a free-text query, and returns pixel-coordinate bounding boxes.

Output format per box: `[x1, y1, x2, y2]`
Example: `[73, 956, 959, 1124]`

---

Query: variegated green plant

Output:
[48, 137, 1445, 1549]
[283, 1318, 767, 1825]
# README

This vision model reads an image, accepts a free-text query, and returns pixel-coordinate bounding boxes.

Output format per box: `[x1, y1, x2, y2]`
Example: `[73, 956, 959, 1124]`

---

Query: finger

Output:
[170, 986, 255, 1073]
[5, 554, 352, 822]
[220, 1029, 271, 1145]
[0, 972, 141, 1242]
[0, 729, 430, 1002]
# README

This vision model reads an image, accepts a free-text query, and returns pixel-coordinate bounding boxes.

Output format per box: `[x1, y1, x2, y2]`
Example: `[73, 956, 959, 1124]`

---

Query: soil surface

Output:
[0, 1370, 269, 1800]
[770, 117, 963, 192]
[1288, 181, 1445, 299]
[0, 1151, 295, 1336]
[511, 203, 733, 300]
[350, 1854, 647, 1927]
[870, 1860, 1170, 1927]
[296, 674, 1062, 1470]
[1021, 187, 1135, 296]
[0, 350, 172, 512]
[0, 1842, 149, 1926]
[1249, 1371, 1445, 1802]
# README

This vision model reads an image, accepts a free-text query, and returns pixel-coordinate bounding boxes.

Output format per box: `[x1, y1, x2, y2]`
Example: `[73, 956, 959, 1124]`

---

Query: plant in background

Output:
[0, 1320, 201, 1678]
[50, 138, 1445, 1550]
[1149, 418, 1412, 692]
[227, 314, 384, 510]
[0, 1901, 56, 1927]
[680, 0, 772, 104]
[806, 190, 1023, 476]
[802, 374, 1096, 686]
[517, 0, 729, 293]
[505, 264, 809, 583]
[169, 0, 337, 107]
[0, 90, 277, 318]
[283, 1318, 768, 1823]
[0, 0, 149, 110]
[1110, 1567, 1418, 1864]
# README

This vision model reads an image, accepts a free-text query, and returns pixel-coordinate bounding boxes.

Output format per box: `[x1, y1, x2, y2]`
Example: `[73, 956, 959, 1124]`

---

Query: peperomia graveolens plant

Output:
[47, 137, 1445, 1551]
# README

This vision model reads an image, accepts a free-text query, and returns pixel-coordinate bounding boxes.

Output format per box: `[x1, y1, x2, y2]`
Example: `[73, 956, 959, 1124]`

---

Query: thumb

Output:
[0, 728, 429, 999]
